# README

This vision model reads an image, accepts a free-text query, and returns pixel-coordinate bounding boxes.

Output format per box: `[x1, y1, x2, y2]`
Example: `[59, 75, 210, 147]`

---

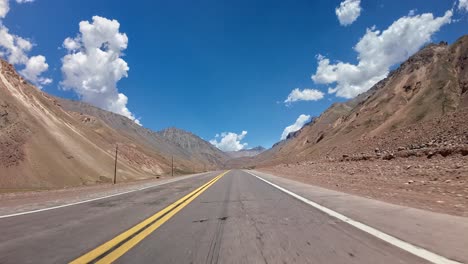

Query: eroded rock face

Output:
[0, 58, 225, 189]
[157, 127, 229, 165]
[59, 100, 230, 170]
[253, 35, 468, 166]
[0, 62, 31, 169]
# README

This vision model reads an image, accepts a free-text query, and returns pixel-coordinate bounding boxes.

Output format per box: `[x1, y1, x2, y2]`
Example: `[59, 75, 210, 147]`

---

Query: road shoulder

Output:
[0, 171, 216, 217]
[249, 169, 468, 263]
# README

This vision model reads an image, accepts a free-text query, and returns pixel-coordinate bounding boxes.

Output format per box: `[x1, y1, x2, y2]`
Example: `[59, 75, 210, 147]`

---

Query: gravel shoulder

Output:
[258, 155, 468, 217]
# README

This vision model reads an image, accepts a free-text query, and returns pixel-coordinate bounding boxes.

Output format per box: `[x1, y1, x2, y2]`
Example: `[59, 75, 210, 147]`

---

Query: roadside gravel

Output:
[259, 155, 468, 217]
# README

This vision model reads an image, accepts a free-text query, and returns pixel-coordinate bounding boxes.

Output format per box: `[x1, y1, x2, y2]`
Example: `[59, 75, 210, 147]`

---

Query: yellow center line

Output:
[70, 171, 230, 264]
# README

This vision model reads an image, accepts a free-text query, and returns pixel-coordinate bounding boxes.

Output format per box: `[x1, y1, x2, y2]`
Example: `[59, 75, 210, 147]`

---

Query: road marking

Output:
[246, 171, 461, 264]
[0, 172, 212, 219]
[70, 171, 229, 264]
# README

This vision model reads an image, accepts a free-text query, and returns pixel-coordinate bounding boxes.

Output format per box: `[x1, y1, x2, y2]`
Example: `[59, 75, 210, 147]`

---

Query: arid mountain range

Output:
[252, 35, 468, 216]
[252, 35, 468, 166]
[1, 35, 467, 191]
[225, 146, 266, 159]
[0, 61, 234, 190]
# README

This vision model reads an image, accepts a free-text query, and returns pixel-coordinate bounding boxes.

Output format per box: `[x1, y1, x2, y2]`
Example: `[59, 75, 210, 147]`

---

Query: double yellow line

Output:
[71, 171, 229, 264]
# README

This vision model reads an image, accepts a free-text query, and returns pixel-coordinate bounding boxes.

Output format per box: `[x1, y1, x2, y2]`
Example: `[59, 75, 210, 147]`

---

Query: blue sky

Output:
[2, 0, 467, 150]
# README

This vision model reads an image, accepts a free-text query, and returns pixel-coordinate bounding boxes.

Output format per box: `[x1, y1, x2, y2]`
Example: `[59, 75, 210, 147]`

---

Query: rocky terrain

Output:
[254, 35, 468, 216]
[225, 146, 266, 159]
[59, 101, 229, 170]
[157, 127, 229, 169]
[0, 60, 228, 190]
[255, 36, 468, 165]
[1, 31, 467, 219]
[260, 154, 468, 216]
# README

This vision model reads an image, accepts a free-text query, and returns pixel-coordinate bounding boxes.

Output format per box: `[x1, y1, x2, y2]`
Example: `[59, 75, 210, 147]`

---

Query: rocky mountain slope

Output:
[59, 100, 228, 170]
[225, 146, 266, 159]
[156, 127, 229, 167]
[254, 35, 468, 166]
[0, 60, 225, 190]
[253, 35, 468, 216]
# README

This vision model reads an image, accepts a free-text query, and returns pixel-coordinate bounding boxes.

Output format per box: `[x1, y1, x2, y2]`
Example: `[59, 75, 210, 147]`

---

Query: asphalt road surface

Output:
[0, 170, 432, 263]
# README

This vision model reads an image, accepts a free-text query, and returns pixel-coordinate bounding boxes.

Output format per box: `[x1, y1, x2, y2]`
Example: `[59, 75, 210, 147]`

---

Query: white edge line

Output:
[0, 172, 212, 219]
[245, 170, 461, 264]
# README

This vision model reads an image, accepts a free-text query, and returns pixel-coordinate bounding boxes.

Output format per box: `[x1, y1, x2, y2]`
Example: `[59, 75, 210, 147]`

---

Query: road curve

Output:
[0, 170, 430, 263]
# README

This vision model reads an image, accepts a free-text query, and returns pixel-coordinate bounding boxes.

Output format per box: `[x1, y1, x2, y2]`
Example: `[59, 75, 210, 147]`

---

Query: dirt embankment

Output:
[257, 111, 468, 217]
[333, 109, 468, 162]
[259, 154, 468, 217]
[254, 40, 468, 217]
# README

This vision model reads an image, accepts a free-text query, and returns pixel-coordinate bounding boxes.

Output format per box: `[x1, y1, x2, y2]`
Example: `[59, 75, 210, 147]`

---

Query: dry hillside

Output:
[0, 60, 226, 190]
[254, 35, 468, 216]
[157, 127, 229, 168]
[255, 35, 468, 166]
[59, 100, 228, 171]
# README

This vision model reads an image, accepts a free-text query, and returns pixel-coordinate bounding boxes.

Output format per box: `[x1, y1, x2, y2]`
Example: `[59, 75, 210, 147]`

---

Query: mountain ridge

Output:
[0, 62, 227, 189]
[225, 146, 266, 159]
[58, 99, 228, 168]
[252, 35, 468, 166]
[2, 35, 467, 189]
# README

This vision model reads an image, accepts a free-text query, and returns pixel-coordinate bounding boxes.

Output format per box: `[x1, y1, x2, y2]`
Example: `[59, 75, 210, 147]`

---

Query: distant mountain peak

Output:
[246, 146, 266, 151]
[225, 145, 266, 158]
[156, 127, 229, 162]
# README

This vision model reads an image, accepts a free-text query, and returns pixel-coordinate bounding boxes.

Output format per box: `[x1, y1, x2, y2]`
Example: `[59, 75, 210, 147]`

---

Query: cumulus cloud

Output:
[312, 10, 452, 98]
[20, 55, 52, 87]
[0, 0, 51, 87]
[210, 131, 248, 151]
[284, 88, 324, 104]
[0, 0, 34, 18]
[0, 0, 9, 18]
[459, 0, 468, 11]
[335, 0, 362, 26]
[63, 37, 80, 51]
[0, 26, 31, 64]
[281, 114, 311, 140]
[61, 16, 141, 125]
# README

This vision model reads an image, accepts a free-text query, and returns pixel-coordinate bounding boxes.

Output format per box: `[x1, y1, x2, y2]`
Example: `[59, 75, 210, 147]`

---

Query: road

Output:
[0, 170, 439, 263]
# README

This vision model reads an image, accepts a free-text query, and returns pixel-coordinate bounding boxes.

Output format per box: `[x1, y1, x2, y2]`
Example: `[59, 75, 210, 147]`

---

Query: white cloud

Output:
[0, 0, 35, 18]
[210, 131, 248, 151]
[0, 26, 31, 64]
[63, 37, 80, 51]
[335, 0, 362, 26]
[459, 0, 468, 11]
[281, 114, 311, 140]
[284, 88, 324, 104]
[312, 10, 452, 98]
[408, 9, 417, 16]
[0, 0, 51, 86]
[61, 16, 141, 125]
[0, 0, 9, 18]
[20, 55, 52, 88]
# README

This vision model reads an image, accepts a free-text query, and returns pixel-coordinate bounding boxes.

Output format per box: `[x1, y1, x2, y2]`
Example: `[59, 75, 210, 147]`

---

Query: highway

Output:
[0, 170, 444, 263]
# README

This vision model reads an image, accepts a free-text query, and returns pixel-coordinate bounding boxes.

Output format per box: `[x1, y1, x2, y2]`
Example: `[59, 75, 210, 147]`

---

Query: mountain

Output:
[156, 127, 229, 167]
[58, 100, 228, 169]
[0, 60, 224, 190]
[254, 35, 468, 166]
[225, 146, 266, 159]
